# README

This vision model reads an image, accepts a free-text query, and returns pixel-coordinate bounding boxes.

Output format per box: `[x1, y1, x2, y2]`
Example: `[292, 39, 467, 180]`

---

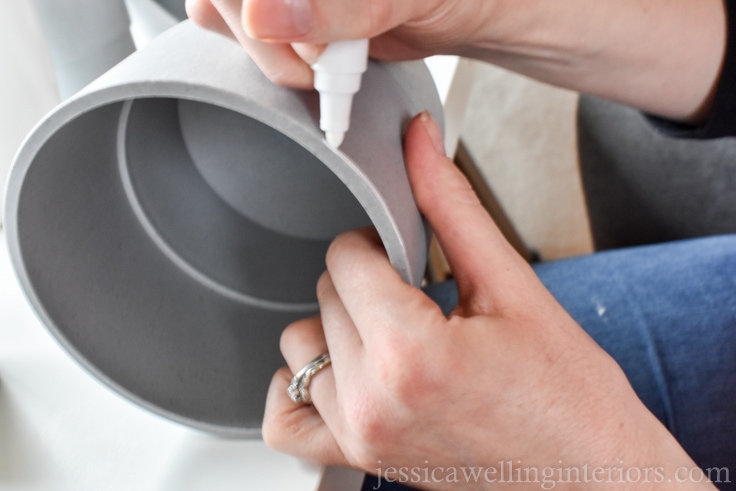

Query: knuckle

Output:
[325, 230, 369, 273]
[279, 318, 311, 355]
[185, 0, 218, 28]
[262, 409, 305, 452]
[349, 442, 384, 472]
[372, 332, 449, 407]
[325, 232, 350, 262]
[375, 334, 423, 394]
[342, 399, 391, 464]
[324, 235, 349, 275]
[315, 271, 331, 301]
[260, 422, 281, 450]
[262, 370, 298, 450]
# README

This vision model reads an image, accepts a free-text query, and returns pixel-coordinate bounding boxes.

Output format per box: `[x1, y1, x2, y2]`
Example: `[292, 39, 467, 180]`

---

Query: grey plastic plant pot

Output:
[4, 21, 443, 438]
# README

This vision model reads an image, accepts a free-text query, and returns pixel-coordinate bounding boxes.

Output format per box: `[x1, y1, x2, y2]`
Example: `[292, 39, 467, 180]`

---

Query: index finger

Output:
[325, 228, 445, 348]
[199, 0, 315, 88]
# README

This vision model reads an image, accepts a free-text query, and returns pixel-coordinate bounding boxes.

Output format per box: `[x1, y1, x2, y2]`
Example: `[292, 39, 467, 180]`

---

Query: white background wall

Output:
[0, 1, 60, 224]
[461, 65, 593, 260]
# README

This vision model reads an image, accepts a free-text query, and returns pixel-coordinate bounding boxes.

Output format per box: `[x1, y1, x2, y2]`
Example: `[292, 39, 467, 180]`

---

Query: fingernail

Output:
[246, 0, 314, 39]
[419, 111, 446, 155]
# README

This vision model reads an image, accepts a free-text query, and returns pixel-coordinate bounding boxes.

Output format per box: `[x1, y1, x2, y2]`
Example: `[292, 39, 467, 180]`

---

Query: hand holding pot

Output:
[187, 0, 726, 123]
[261, 113, 713, 490]
[185, 0, 489, 89]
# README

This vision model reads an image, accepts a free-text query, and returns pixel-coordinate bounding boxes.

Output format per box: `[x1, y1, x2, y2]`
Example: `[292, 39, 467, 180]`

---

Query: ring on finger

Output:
[287, 353, 331, 404]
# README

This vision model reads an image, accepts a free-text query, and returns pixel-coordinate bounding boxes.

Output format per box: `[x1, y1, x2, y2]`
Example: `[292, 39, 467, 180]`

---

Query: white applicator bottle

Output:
[313, 39, 370, 149]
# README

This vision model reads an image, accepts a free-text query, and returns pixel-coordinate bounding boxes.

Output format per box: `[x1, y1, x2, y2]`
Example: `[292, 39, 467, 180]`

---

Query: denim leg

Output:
[534, 235, 736, 485]
[364, 235, 736, 490]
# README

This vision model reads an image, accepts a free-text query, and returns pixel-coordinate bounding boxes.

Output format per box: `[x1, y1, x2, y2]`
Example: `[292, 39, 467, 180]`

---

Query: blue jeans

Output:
[364, 235, 736, 490]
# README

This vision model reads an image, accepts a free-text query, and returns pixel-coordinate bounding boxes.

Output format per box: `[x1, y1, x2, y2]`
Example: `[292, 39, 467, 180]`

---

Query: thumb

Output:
[242, 0, 426, 42]
[405, 112, 534, 315]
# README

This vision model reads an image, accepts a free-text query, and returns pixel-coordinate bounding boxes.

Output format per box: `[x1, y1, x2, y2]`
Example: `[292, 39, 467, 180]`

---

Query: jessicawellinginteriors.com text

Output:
[372, 460, 732, 489]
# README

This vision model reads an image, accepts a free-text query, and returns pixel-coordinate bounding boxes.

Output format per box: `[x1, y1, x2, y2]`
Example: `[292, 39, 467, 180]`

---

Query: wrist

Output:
[582, 379, 719, 491]
[531, 353, 717, 491]
[462, 0, 594, 62]
[463, 0, 726, 123]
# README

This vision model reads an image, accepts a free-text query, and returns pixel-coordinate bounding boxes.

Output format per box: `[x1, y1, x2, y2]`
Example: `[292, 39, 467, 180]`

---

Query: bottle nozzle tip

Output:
[325, 131, 345, 149]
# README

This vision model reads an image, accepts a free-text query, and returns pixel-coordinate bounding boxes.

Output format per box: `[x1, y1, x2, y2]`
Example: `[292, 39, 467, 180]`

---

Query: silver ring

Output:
[287, 353, 331, 404]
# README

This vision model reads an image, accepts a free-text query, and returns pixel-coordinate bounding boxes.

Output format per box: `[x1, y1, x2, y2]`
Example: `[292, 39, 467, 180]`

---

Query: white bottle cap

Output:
[313, 39, 369, 149]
